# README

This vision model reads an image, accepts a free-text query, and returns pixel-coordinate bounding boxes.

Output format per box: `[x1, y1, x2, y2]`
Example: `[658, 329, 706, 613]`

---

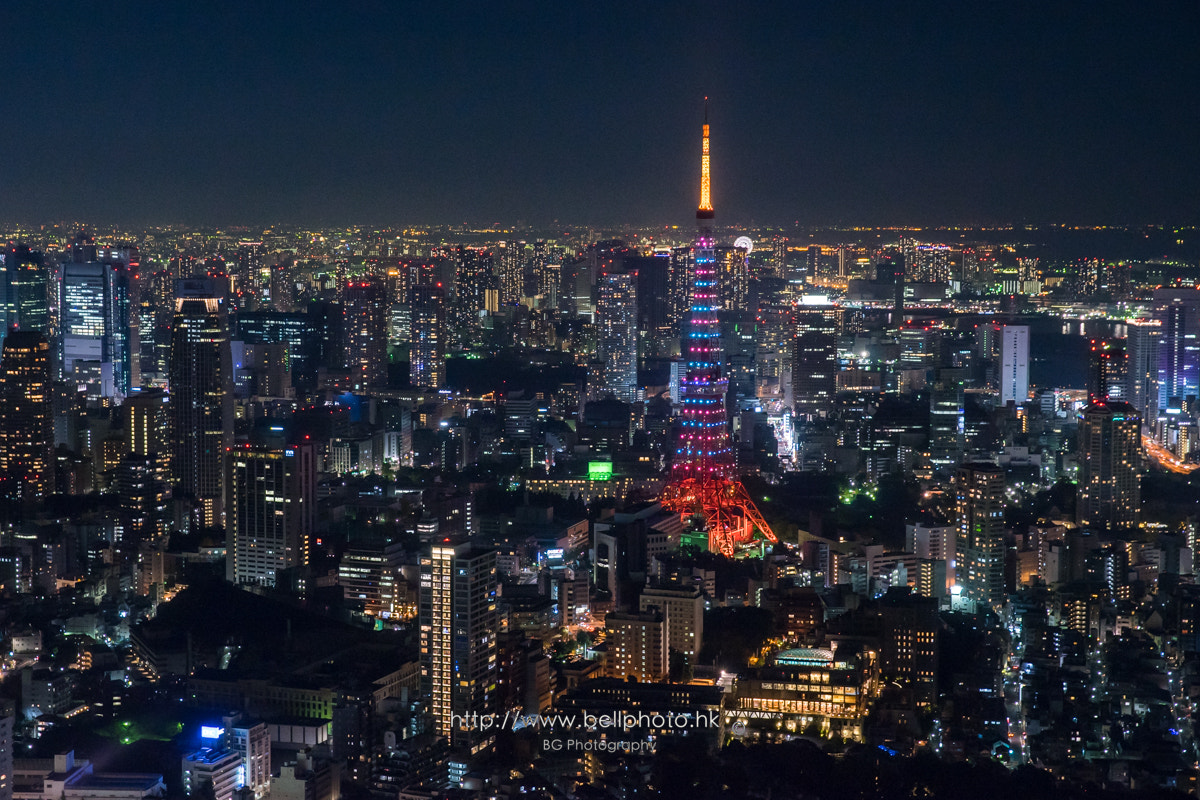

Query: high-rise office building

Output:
[420, 543, 498, 750]
[1157, 293, 1200, 410]
[597, 267, 639, 403]
[1, 245, 50, 340]
[410, 284, 445, 389]
[792, 304, 839, 419]
[1076, 401, 1141, 534]
[955, 462, 1006, 611]
[227, 444, 315, 587]
[61, 259, 134, 400]
[169, 279, 234, 528]
[234, 311, 314, 389]
[928, 379, 965, 476]
[388, 303, 412, 350]
[0, 331, 53, 507]
[307, 301, 344, 372]
[1126, 319, 1162, 419]
[879, 592, 940, 708]
[878, 251, 905, 321]
[625, 254, 671, 356]
[343, 277, 388, 391]
[756, 296, 792, 383]
[1087, 338, 1127, 402]
[340, 539, 409, 620]
[999, 324, 1029, 405]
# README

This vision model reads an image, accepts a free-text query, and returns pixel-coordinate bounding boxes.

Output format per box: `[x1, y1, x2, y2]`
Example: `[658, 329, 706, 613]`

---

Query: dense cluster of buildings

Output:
[0, 123, 1199, 798]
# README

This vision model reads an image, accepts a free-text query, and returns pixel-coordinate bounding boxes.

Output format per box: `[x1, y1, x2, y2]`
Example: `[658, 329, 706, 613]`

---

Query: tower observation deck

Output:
[660, 102, 777, 557]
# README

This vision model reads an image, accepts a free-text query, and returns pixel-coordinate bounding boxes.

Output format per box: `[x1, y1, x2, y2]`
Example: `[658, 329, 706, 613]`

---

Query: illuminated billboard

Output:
[588, 461, 613, 481]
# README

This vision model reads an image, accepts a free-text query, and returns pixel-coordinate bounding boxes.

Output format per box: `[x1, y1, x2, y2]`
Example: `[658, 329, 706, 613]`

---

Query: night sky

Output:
[4, 1, 1199, 227]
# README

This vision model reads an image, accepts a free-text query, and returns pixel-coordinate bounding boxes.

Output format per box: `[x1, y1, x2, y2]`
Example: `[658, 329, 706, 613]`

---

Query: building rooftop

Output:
[182, 747, 240, 766]
[775, 648, 835, 667]
[69, 773, 166, 792]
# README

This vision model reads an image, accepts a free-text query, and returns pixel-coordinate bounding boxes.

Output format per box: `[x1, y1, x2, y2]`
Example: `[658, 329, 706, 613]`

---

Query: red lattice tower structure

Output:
[660, 102, 777, 557]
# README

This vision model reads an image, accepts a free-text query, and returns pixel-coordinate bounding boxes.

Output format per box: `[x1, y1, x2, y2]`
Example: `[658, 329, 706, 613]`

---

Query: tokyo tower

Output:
[660, 102, 777, 557]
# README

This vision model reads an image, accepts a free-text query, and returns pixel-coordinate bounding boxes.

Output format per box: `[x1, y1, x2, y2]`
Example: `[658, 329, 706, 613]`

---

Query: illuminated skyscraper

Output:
[0, 331, 53, 508]
[532, 240, 555, 305]
[597, 266, 639, 403]
[117, 453, 169, 541]
[122, 388, 172, 538]
[169, 279, 234, 528]
[497, 240, 525, 306]
[235, 241, 265, 311]
[999, 324, 1029, 405]
[452, 247, 493, 335]
[1087, 338, 1127, 402]
[929, 379, 965, 476]
[343, 277, 388, 391]
[792, 302, 839, 419]
[716, 246, 749, 311]
[420, 542, 498, 749]
[410, 284, 445, 389]
[1, 245, 50, 340]
[227, 443, 315, 587]
[61, 258, 133, 400]
[1157, 293, 1200, 410]
[125, 388, 171, 460]
[1126, 319, 1162, 419]
[955, 463, 1006, 611]
[876, 251, 905, 321]
[773, 237, 789, 278]
[913, 245, 951, 283]
[1076, 401, 1141, 534]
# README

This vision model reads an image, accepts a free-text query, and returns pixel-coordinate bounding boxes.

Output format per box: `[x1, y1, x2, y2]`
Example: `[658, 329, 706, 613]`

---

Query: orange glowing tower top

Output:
[661, 100, 776, 557]
[698, 98, 714, 220]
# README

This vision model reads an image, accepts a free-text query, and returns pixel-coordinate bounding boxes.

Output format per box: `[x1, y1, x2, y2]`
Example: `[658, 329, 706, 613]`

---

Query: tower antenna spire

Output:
[697, 98, 714, 221]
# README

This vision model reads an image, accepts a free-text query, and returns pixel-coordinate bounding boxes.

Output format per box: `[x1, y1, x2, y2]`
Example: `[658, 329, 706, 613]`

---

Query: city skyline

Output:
[4, 2, 1200, 227]
[5, 6, 1200, 797]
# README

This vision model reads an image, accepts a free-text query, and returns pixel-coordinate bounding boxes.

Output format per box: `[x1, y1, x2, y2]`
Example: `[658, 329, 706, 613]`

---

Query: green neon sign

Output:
[588, 461, 613, 481]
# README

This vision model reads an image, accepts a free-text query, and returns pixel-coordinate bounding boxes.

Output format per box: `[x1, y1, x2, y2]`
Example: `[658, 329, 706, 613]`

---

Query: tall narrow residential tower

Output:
[661, 102, 776, 557]
[343, 276, 388, 391]
[597, 266, 639, 403]
[419, 542, 498, 750]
